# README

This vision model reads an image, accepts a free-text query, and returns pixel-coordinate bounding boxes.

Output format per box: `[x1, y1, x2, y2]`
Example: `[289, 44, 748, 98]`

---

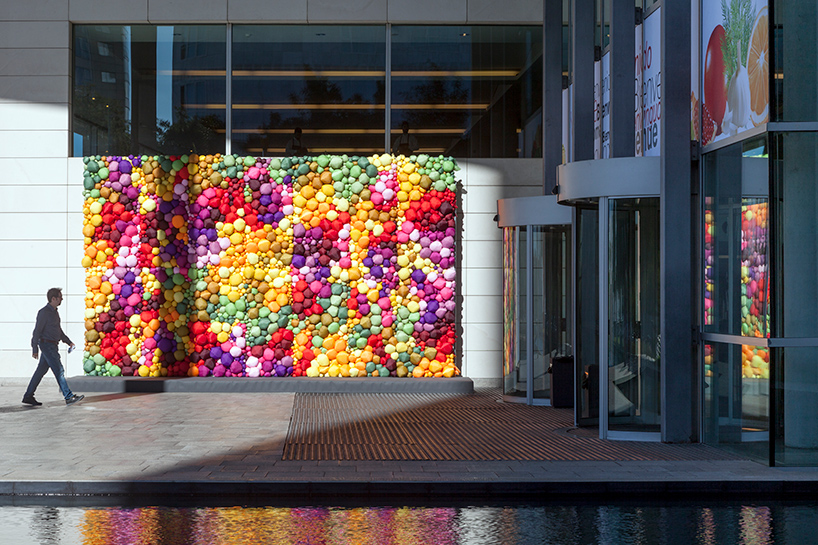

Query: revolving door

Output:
[559, 157, 662, 439]
[498, 196, 572, 406]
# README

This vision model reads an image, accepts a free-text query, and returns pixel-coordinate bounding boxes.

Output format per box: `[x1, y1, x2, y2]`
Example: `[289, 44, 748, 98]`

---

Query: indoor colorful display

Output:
[81, 153, 458, 378]
[703, 199, 769, 380]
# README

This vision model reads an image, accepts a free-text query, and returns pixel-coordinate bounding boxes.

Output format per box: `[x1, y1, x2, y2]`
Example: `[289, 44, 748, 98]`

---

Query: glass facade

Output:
[74, 24, 542, 158]
[701, 137, 769, 460]
[232, 26, 385, 156]
[770, 132, 818, 465]
[73, 25, 227, 156]
[703, 342, 769, 460]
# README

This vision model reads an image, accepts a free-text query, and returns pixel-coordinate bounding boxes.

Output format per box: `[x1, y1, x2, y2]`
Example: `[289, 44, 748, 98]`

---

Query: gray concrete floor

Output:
[1, 380, 817, 498]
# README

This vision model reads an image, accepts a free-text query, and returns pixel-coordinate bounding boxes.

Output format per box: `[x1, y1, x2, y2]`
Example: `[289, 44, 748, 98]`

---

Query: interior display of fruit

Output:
[703, 200, 769, 380]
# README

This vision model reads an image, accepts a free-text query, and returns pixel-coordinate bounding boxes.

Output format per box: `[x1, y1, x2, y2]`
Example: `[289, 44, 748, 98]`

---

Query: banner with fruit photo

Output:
[701, 0, 769, 146]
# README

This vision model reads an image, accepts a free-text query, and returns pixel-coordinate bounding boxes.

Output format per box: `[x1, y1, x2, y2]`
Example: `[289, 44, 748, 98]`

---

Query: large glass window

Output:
[73, 25, 226, 156]
[702, 137, 769, 337]
[703, 341, 769, 461]
[701, 137, 769, 460]
[231, 26, 386, 156]
[390, 26, 543, 158]
[74, 24, 542, 158]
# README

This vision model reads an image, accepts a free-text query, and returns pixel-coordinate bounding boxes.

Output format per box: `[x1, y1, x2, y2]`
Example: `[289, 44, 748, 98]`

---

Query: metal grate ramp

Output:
[283, 390, 743, 462]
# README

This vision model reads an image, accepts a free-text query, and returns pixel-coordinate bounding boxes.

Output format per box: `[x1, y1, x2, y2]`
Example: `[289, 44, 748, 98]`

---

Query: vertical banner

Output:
[641, 7, 662, 157]
[635, 23, 644, 156]
[562, 87, 571, 163]
[594, 60, 601, 159]
[701, 0, 769, 145]
[601, 53, 611, 159]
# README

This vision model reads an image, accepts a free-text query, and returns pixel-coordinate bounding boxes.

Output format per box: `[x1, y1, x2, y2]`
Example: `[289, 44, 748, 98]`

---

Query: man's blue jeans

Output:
[26, 342, 73, 400]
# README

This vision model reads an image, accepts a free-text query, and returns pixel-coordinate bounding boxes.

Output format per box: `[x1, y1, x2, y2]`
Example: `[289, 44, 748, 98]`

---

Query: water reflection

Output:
[2, 502, 816, 545]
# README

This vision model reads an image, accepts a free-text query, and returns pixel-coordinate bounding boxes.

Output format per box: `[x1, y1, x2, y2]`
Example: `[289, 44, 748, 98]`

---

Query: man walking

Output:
[24, 288, 84, 406]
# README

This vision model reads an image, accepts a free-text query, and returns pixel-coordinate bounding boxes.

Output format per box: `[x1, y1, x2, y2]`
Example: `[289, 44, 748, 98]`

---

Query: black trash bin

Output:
[549, 356, 574, 408]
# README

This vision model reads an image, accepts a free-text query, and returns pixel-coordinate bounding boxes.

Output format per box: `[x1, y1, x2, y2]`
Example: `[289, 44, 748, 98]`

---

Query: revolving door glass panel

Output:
[533, 225, 573, 400]
[503, 226, 527, 400]
[607, 197, 661, 433]
[503, 224, 573, 404]
[576, 206, 599, 425]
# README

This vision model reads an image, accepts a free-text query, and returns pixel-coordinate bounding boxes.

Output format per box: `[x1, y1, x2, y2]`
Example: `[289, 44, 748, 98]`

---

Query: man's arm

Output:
[31, 307, 45, 358]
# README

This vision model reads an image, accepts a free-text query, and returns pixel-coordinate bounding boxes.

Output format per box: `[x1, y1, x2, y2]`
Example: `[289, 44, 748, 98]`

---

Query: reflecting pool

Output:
[1, 501, 817, 544]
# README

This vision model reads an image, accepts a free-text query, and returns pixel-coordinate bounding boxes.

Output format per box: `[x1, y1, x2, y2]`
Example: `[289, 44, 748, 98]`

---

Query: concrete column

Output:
[660, 0, 694, 443]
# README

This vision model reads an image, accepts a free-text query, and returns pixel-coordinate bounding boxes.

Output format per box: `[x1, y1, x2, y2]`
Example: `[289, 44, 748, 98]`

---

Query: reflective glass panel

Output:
[73, 25, 226, 156]
[702, 138, 769, 337]
[391, 26, 543, 158]
[502, 227, 523, 398]
[576, 207, 599, 424]
[703, 342, 769, 462]
[770, 132, 818, 465]
[774, 347, 818, 466]
[607, 198, 660, 433]
[232, 26, 386, 156]
[533, 225, 573, 400]
[773, 1, 817, 122]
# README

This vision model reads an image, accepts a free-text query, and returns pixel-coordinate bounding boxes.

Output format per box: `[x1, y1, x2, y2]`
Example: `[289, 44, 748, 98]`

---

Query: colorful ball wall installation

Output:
[81, 153, 459, 378]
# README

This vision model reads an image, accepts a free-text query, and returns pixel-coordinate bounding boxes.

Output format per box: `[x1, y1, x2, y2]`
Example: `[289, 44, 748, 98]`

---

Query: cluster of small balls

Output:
[703, 201, 768, 380]
[82, 152, 459, 379]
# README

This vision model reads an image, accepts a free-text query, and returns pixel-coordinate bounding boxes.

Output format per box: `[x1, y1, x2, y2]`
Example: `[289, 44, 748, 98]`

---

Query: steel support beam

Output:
[571, 0, 595, 161]
[543, 0, 563, 192]
[609, 0, 635, 157]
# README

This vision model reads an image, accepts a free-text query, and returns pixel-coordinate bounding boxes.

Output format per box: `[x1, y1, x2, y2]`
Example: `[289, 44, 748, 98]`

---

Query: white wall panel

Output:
[0, 76, 70, 103]
[0, 241, 68, 268]
[388, 0, 466, 22]
[0, 102, 69, 131]
[467, 0, 542, 23]
[0, 130, 68, 158]
[228, 0, 307, 22]
[462, 212, 502, 242]
[464, 323, 503, 352]
[0, 214, 68, 240]
[308, 0, 387, 22]
[1, 0, 68, 21]
[148, 0, 228, 21]
[461, 295, 503, 324]
[463, 240, 502, 268]
[0, 49, 70, 76]
[462, 349, 501, 382]
[0, 22, 70, 48]
[0, 158, 69, 186]
[70, 0, 149, 22]
[465, 184, 541, 214]
[0, 185, 68, 213]
[462, 267, 502, 296]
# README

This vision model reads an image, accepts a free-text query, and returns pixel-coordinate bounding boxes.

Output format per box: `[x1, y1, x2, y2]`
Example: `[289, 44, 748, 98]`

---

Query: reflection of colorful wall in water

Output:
[81, 153, 458, 379]
[502, 227, 516, 377]
[703, 199, 769, 380]
[81, 506, 463, 545]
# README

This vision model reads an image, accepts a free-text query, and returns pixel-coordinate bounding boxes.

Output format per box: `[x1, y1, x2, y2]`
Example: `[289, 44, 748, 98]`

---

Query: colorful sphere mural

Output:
[81, 153, 458, 378]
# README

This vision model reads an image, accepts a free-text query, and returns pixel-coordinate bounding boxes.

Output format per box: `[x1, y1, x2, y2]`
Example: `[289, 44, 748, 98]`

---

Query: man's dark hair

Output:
[47, 287, 63, 302]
